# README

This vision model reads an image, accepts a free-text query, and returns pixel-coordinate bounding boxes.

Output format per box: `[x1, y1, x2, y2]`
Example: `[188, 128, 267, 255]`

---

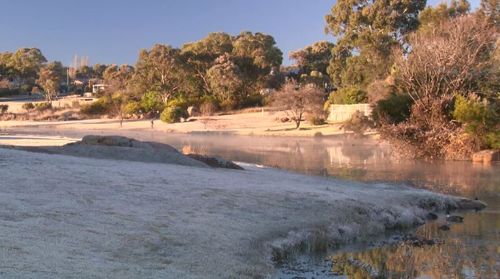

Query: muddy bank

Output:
[0, 147, 484, 278]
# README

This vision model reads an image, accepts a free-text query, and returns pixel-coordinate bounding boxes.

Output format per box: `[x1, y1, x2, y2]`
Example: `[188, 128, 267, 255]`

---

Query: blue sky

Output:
[0, 0, 481, 66]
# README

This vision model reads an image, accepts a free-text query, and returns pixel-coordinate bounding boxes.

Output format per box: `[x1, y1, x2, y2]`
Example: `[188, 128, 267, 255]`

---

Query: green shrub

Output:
[486, 131, 500, 149]
[22, 102, 35, 112]
[372, 93, 413, 125]
[20, 84, 32, 94]
[166, 95, 189, 109]
[80, 98, 110, 115]
[453, 94, 499, 148]
[160, 106, 188, 123]
[140, 91, 164, 115]
[329, 87, 368, 105]
[0, 104, 8, 114]
[239, 94, 264, 108]
[35, 102, 52, 112]
[124, 101, 142, 115]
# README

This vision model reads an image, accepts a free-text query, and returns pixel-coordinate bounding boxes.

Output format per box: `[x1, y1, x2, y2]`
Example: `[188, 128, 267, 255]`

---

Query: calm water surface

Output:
[6, 129, 500, 278]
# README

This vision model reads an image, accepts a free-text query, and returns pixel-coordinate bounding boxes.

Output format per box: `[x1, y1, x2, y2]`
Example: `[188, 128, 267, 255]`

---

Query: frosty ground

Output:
[0, 146, 482, 278]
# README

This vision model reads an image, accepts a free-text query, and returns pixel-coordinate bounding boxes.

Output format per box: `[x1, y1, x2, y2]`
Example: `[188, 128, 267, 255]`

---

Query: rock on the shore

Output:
[472, 149, 500, 163]
[186, 154, 244, 170]
[61, 135, 208, 168]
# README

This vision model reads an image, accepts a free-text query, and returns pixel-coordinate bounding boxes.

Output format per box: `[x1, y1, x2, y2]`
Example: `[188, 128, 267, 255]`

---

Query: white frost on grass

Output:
[0, 148, 478, 279]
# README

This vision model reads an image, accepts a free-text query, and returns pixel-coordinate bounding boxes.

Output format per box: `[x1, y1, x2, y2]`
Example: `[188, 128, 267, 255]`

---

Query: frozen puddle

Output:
[0, 147, 483, 278]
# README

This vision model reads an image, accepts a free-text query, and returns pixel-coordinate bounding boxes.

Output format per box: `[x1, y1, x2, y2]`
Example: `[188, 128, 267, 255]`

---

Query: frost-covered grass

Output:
[0, 148, 479, 278]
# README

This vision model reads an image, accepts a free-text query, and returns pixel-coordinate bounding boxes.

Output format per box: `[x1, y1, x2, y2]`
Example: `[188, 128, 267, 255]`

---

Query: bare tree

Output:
[381, 15, 498, 159]
[111, 91, 127, 127]
[272, 81, 325, 129]
[37, 62, 64, 104]
[199, 101, 217, 130]
[394, 15, 496, 107]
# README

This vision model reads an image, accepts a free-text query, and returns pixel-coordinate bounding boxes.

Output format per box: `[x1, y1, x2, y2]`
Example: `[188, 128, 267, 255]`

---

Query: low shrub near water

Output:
[22, 102, 35, 112]
[124, 101, 142, 115]
[342, 110, 373, 137]
[453, 95, 500, 149]
[80, 98, 111, 115]
[160, 106, 189, 123]
[372, 93, 413, 125]
[0, 104, 8, 114]
[35, 102, 52, 112]
[306, 113, 327, 125]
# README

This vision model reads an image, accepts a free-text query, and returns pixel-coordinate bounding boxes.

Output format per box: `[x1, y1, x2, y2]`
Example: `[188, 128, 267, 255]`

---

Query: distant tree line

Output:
[78, 31, 285, 124]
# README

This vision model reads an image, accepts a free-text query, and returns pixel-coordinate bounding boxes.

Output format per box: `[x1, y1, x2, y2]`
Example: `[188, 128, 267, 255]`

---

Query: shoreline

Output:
[0, 136, 485, 278]
[0, 110, 379, 138]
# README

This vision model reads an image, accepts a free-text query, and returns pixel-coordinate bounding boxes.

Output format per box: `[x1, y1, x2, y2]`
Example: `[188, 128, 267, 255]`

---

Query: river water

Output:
[4, 129, 500, 278]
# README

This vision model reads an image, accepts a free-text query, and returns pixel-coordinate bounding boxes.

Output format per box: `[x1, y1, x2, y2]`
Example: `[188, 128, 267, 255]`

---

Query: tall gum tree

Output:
[325, 0, 426, 89]
[37, 61, 64, 103]
[132, 44, 182, 102]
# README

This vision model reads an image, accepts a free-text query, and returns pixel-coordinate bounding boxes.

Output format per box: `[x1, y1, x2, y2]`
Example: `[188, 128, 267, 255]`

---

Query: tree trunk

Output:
[295, 120, 300, 129]
[295, 113, 302, 129]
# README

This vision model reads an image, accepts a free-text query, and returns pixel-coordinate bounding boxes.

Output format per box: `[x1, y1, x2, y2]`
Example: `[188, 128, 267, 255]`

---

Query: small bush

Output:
[166, 95, 189, 109]
[306, 111, 327, 125]
[372, 93, 413, 125]
[35, 102, 52, 112]
[71, 100, 80, 108]
[140, 91, 164, 116]
[20, 84, 32, 94]
[329, 87, 368, 105]
[160, 106, 189, 123]
[0, 104, 8, 114]
[80, 98, 110, 115]
[239, 94, 264, 108]
[453, 94, 499, 149]
[342, 110, 373, 137]
[486, 131, 500, 149]
[124, 101, 142, 115]
[219, 98, 238, 111]
[22, 102, 35, 112]
[200, 100, 217, 116]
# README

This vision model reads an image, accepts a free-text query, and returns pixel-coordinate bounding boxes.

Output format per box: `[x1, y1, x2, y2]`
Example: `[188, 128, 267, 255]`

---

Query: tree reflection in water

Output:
[331, 221, 498, 278]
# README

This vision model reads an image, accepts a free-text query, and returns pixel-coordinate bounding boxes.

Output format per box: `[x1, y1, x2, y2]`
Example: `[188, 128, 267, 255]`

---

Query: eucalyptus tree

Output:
[7, 48, 46, 90]
[418, 0, 470, 34]
[181, 32, 234, 98]
[325, 0, 426, 89]
[37, 61, 64, 103]
[103, 64, 134, 94]
[290, 41, 334, 75]
[133, 44, 183, 102]
[206, 53, 244, 109]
